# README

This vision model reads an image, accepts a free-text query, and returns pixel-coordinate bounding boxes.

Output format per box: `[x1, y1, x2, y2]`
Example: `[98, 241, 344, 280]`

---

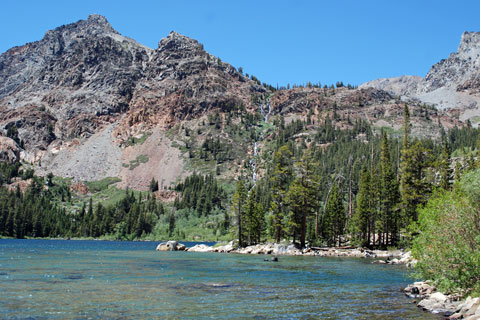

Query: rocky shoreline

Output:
[155, 240, 415, 264]
[404, 281, 480, 319]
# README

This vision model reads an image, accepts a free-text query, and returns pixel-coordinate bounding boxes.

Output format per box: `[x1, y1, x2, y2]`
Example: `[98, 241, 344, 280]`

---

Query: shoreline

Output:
[156, 240, 416, 264]
[404, 281, 480, 319]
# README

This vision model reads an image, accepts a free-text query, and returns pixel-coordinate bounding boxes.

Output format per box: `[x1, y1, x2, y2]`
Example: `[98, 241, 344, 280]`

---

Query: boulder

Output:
[214, 241, 235, 253]
[416, 289, 461, 315]
[451, 297, 480, 319]
[156, 240, 186, 251]
[187, 244, 214, 252]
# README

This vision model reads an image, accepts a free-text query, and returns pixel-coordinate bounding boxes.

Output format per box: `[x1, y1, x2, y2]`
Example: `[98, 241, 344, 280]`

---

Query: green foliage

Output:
[127, 154, 149, 170]
[174, 173, 227, 216]
[352, 166, 373, 246]
[85, 177, 121, 193]
[285, 151, 320, 247]
[323, 183, 345, 246]
[269, 145, 293, 243]
[126, 132, 152, 146]
[149, 177, 159, 192]
[413, 170, 480, 295]
[378, 131, 400, 246]
[231, 180, 247, 246]
[244, 188, 266, 245]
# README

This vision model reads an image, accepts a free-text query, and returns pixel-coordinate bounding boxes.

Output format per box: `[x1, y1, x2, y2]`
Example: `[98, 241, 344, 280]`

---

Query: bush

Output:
[412, 170, 480, 295]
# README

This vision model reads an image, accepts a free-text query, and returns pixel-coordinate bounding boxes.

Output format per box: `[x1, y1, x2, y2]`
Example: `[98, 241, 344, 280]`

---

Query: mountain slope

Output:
[361, 31, 480, 122]
[0, 14, 469, 191]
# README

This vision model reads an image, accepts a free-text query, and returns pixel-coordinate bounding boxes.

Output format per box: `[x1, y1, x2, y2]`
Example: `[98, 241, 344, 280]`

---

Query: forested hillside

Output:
[0, 104, 478, 247]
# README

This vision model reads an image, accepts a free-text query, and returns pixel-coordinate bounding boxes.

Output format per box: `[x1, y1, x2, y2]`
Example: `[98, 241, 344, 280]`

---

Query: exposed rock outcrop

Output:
[0, 136, 20, 163]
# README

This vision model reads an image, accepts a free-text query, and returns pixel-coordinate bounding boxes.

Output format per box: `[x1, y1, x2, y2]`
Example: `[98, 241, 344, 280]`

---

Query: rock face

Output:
[118, 31, 264, 141]
[269, 86, 460, 140]
[0, 136, 20, 162]
[423, 32, 480, 94]
[0, 14, 262, 143]
[361, 31, 480, 122]
[0, 14, 149, 139]
[0, 14, 263, 186]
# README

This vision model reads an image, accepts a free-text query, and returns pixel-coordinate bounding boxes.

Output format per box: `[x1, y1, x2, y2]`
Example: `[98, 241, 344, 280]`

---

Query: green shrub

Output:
[412, 169, 480, 295]
[85, 177, 121, 193]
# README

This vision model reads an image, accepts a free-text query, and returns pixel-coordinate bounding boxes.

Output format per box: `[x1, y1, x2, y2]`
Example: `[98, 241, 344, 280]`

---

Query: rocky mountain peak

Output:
[361, 31, 480, 118]
[458, 31, 480, 59]
[86, 14, 110, 26]
[43, 14, 117, 42]
[157, 31, 205, 57]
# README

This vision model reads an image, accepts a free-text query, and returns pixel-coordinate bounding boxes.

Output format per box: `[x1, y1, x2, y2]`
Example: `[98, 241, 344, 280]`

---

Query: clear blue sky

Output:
[1, 0, 479, 87]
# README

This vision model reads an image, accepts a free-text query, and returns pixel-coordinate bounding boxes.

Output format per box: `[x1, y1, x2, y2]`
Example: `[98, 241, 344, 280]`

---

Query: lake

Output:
[0, 239, 439, 319]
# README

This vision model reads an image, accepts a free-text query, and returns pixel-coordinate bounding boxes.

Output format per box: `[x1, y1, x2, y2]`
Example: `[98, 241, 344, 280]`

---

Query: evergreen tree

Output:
[285, 151, 319, 247]
[400, 141, 431, 222]
[269, 145, 293, 243]
[231, 180, 247, 247]
[149, 178, 159, 192]
[437, 142, 452, 190]
[379, 131, 400, 246]
[324, 183, 345, 246]
[244, 189, 265, 245]
[353, 166, 372, 246]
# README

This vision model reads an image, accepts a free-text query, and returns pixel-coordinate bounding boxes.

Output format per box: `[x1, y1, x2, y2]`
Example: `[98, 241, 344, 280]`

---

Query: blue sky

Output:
[1, 0, 479, 86]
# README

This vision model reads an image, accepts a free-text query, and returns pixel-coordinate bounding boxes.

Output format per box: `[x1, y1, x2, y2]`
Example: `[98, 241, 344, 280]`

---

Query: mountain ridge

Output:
[361, 31, 480, 122]
[0, 14, 471, 189]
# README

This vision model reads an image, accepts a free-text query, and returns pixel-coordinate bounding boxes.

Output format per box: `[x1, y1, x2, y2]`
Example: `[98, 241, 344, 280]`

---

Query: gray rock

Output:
[156, 240, 185, 251]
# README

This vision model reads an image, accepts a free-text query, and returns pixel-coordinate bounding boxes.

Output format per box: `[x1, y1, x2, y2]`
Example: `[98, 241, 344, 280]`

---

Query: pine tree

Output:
[231, 180, 247, 247]
[324, 183, 345, 246]
[379, 131, 400, 246]
[149, 178, 159, 192]
[354, 166, 372, 246]
[285, 151, 319, 248]
[269, 145, 293, 243]
[244, 189, 265, 245]
[438, 142, 452, 190]
[400, 141, 431, 222]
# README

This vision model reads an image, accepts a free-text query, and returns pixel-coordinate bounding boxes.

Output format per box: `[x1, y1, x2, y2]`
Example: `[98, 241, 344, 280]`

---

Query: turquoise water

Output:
[0, 239, 439, 319]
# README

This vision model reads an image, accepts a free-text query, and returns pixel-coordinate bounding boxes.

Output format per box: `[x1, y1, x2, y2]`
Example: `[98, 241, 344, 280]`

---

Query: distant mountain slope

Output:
[361, 31, 480, 122]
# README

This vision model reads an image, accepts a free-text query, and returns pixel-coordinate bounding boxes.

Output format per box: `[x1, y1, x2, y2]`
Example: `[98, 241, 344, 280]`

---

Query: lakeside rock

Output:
[184, 242, 406, 259]
[187, 244, 214, 253]
[403, 281, 473, 317]
[373, 251, 417, 267]
[156, 241, 186, 251]
[450, 296, 480, 319]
